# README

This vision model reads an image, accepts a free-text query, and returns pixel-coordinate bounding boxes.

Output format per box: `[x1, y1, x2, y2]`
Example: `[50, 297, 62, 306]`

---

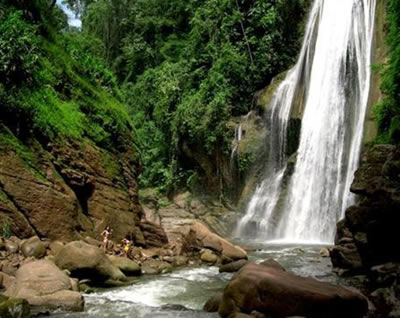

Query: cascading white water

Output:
[236, 0, 376, 244]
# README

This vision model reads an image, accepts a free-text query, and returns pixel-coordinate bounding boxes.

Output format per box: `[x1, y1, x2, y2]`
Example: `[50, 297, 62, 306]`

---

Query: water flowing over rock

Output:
[236, 0, 377, 243]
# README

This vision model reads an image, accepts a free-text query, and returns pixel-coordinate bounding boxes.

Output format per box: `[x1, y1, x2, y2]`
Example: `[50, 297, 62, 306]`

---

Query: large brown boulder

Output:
[218, 263, 368, 318]
[54, 241, 126, 283]
[107, 255, 141, 276]
[4, 260, 83, 312]
[182, 221, 247, 260]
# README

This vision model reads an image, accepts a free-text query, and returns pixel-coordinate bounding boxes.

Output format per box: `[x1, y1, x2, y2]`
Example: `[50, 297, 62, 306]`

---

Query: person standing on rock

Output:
[101, 226, 112, 252]
[122, 238, 131, 257]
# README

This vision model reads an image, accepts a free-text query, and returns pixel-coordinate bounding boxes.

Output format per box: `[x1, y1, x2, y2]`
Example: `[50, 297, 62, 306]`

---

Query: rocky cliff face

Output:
[0, 126, 148, 245]
[331, 144, 400, 317]
[331, 145, 400, 270]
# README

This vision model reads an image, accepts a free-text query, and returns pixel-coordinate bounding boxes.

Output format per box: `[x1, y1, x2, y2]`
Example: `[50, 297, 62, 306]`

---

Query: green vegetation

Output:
[1, 0, 312, 196]
[0, 218, 12, 239]
[0, 0, 134, 153]
[67, 0, 311, 193]
[374, 0, 400, 144]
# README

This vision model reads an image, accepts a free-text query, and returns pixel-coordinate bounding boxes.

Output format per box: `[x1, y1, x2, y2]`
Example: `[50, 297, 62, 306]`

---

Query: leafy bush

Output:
[0, 10, 40, 87]
[374, 0, 400, 144]
[0, 5, 134, 152]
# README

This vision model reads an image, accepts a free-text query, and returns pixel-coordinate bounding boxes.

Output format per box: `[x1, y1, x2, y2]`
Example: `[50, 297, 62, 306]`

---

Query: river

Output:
[46, 243, 359, 318]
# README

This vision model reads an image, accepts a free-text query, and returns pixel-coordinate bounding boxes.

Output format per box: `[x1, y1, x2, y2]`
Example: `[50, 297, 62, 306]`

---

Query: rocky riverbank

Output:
[331, 144, 400, 317]
[0, 216, 247, 315]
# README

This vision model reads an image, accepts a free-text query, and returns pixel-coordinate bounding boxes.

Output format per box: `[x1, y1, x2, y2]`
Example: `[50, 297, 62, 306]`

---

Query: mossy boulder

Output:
[21, 236, 46, 259]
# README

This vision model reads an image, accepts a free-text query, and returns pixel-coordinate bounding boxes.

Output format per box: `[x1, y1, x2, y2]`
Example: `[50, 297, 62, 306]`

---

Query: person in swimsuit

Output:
[101, 226, 112, 252]
[122, 238, 131, 257]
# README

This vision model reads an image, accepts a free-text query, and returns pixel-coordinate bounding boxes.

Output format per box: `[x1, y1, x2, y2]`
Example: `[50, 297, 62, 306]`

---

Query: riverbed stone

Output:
[203, 291, 223, 312]
[175, 256, 188, 266]
[0, 272, 16, 290]
[107, 255, 141, 276]
[185, 221, 247, 260]
[218, 262, 368, 318]
[226, 313, 252, 318]
[259, 259, 286, 271]
[5, 241, 19, 254]
[4, 260, 83, 311]
[49, 241, 64, 256]
[83, 236, 101, 247]
[20, 236, 46, 259]
[54, 241, 126, 283]
[330, 243, 363, 270]
[1, 260, 18, 276]
[201, 249, 218, 264]
[219, 260, 248, 273]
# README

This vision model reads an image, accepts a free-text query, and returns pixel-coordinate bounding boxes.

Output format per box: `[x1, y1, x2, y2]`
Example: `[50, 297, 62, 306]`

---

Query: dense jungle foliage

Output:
[66, 0, 311, 192]
[0, 0, 133, 152]
[375, 0, 400, 144]
[0, 0, 311, 194]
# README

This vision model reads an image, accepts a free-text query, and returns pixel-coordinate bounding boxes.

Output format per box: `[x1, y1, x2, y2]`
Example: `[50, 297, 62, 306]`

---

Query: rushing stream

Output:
[47, 243, 357, 318]
[43, 1, 378, 317]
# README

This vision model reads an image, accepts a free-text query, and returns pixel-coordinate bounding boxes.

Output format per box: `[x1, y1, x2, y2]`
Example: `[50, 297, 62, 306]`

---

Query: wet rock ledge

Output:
[331, 144, 400, 317]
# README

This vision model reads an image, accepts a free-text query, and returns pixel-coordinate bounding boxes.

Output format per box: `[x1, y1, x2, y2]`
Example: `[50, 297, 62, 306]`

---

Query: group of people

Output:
[101, 226, 132, 257]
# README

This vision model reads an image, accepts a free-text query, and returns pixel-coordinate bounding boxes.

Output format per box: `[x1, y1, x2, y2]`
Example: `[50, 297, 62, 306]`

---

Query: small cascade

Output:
[236, 0, 376, 244]
[230, 111, 253, 170]
[231, 123, 243, 162]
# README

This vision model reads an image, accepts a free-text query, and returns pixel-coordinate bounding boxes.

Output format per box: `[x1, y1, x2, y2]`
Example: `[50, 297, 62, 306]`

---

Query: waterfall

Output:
[231, 123, 243, 162]
[236, 0, 376, 244]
